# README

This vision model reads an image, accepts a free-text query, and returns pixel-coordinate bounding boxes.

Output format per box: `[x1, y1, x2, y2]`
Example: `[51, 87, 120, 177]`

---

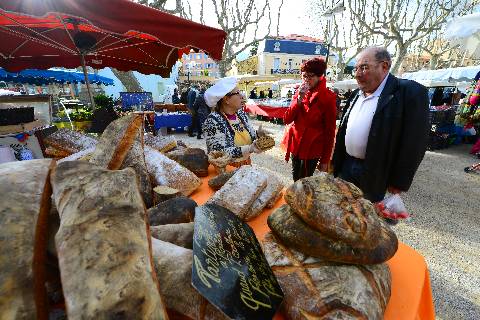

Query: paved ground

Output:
[172, 119, 480, 320]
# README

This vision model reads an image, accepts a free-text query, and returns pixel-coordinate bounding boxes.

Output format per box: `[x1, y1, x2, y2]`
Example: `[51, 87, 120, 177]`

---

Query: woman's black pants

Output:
[291, 155, 319, 181]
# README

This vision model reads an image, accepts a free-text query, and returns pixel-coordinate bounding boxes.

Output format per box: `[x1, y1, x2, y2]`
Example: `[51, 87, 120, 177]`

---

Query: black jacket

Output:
[332, 74, 429, 199]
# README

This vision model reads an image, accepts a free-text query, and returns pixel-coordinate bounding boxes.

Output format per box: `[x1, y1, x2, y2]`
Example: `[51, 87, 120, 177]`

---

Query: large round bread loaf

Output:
[262, 232, 391, 320]
[284, 173, 382, 249]
[51, 161, 168, 319]
[0, 159, 54, 320]
[268, 205, 398, 264]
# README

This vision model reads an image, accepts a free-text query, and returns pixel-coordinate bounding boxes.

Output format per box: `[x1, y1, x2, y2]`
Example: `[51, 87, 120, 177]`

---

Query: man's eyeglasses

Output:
[226, 90, 242, 97]
[353, 61, 386, 73]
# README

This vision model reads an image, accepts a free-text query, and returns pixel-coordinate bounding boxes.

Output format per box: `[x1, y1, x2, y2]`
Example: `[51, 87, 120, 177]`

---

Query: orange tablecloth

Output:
[190, 166, 435, 320]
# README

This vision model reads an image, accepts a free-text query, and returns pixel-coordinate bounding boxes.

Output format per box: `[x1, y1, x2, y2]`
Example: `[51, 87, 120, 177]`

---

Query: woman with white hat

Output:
[203, 77, 269, 166]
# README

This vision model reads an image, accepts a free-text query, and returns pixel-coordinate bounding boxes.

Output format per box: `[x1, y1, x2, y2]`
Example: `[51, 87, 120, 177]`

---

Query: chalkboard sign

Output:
[192, 204, 283, 320]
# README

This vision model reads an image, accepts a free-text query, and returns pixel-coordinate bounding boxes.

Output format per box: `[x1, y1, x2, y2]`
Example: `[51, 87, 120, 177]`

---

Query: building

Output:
[178, 51, 220, 83]
[237, 34, 329, 79]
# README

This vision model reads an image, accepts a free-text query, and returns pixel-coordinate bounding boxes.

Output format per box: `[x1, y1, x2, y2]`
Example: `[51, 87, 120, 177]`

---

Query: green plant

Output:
[70, 108, 93, 121]
[94, 94, 115, 110]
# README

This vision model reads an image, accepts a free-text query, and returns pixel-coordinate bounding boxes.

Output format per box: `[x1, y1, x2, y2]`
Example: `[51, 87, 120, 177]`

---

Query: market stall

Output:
[190, 166, 435, 320]
[154, 111, 192, 134]
[0, 94, 54, 162]
[244, 98, 291, 119]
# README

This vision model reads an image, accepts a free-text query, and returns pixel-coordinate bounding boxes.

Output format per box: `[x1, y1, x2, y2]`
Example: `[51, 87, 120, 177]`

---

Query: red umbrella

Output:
[0, 0, 226, 105]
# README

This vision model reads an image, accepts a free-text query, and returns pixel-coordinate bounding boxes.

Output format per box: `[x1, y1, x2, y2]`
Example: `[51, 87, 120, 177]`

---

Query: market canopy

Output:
[0, 67, 114, 85]
[444, 13, 480, 59]
[0, 0, 226, 76]
[401, 65, 480, 83]
[331, 79, 358, 91]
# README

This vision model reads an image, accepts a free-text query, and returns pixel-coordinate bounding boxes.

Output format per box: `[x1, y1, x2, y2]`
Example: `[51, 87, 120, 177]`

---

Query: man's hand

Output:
[317, 163, 328, 172]
[387, 186, 402, 194]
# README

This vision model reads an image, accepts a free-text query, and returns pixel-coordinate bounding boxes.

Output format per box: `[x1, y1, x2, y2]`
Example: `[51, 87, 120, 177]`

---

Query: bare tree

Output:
[306, 0, 379, 81]
[138, 0, 192, 19]
[110, 69, 143, 92]
[348, 0, 476, 74]
[198, 0, 284, 76]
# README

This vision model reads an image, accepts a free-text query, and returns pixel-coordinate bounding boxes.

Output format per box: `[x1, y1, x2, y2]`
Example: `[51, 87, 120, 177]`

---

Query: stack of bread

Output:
[207, 165, 284, 221]
[262, 173, 399, 319]
[0, 114, 218, 319]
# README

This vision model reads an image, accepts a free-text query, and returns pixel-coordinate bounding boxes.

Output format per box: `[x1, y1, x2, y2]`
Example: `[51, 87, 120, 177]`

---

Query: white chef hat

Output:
[204, 77, 238, 108]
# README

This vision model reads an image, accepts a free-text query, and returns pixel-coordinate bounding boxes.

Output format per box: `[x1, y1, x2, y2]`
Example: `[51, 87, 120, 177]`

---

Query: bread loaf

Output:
[145, 145, 201, 196]
[207, 170, 237, 190]
[207, 165, 268, 220]
[268, 205, 398, 264]
[262, 232, 391, 320]
[51, 161, 168, 319]
[148, 196, 197, 226]
[43, 128, 97, 155]
[144, 133, 177, 153]
[249, 168, 284, 218]
[151, 238, 229, 320]
[89, 114, 153, 207]
[150, 222, 194, 249]
[284, 173, 382, 249]
[89, 113, 143, 170]
[166, 148, 210, 177]
[255, 135, 275, 151]
[57, 147, 95, 164]
[0, 159, 54, 320]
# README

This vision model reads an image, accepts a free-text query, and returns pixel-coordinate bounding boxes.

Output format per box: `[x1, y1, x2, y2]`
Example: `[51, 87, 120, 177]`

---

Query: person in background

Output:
[203, 77, 271, 167]
[172, 88, 180, 104]
[283, 57, 337, 181]
[249, 88, 258, 99]
[259, 90, 266, 99]
[187, 85, 198, 137]
[332, 46, 429, 206]
[268, 88, 273, 98]
[286, 90, 293, 99]
[180, 88, 189, 104]
[333, 88, 342, 120]
[193, 86, 210, 139]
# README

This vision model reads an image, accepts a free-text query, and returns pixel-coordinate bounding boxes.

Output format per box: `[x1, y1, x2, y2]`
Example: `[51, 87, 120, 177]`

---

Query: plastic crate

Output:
[429, 109, 456, 125]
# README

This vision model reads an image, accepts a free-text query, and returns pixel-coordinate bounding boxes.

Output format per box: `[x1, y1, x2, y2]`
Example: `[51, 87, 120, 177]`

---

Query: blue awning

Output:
[0, 68, 114, 85]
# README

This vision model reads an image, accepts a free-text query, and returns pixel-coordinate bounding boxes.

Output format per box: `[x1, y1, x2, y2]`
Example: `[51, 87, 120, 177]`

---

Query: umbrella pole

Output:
[80, 54, 95, 108]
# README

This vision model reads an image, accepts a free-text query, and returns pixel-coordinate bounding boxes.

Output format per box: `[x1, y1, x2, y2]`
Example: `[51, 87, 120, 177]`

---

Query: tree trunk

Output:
[429, 55, 440, 70]
[111, 69, 143, 92]
[391, 45, 408, 75]
[335, 62, 347, 81]
[218, 61, 228, 78]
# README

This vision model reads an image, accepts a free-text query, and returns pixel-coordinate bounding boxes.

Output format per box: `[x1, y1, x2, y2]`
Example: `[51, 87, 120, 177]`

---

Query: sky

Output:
[163, 0, 310, 47]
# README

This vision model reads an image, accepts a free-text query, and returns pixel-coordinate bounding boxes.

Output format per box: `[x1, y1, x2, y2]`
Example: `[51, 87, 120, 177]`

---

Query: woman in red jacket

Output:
[283, 58, 337, 181]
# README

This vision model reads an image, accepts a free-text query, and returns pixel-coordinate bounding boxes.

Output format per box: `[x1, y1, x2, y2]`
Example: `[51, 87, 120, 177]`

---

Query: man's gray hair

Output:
[362, 46, 392, 69]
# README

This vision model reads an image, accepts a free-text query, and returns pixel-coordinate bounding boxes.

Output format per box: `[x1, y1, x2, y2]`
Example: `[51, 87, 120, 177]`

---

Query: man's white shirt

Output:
[345, 74, 389, 159]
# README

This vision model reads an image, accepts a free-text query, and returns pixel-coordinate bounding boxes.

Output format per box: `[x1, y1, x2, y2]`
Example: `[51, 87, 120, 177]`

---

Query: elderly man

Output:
[332, 47, 430, 204]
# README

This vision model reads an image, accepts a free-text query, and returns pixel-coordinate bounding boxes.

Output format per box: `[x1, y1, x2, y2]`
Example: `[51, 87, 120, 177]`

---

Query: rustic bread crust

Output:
[262, 232, 391, 320]
[0, 159, 54, 320]
[51, 161, 168, 319]
[268, 205, 398, 264]
[284, 173, 382, 249]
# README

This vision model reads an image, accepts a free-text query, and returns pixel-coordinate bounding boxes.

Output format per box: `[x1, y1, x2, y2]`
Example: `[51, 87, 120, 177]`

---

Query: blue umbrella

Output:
[0, 68, 114, 85]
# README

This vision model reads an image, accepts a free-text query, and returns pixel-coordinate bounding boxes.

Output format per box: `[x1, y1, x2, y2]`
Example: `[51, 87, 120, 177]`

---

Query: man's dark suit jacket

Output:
[332, 74, 430, 200]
